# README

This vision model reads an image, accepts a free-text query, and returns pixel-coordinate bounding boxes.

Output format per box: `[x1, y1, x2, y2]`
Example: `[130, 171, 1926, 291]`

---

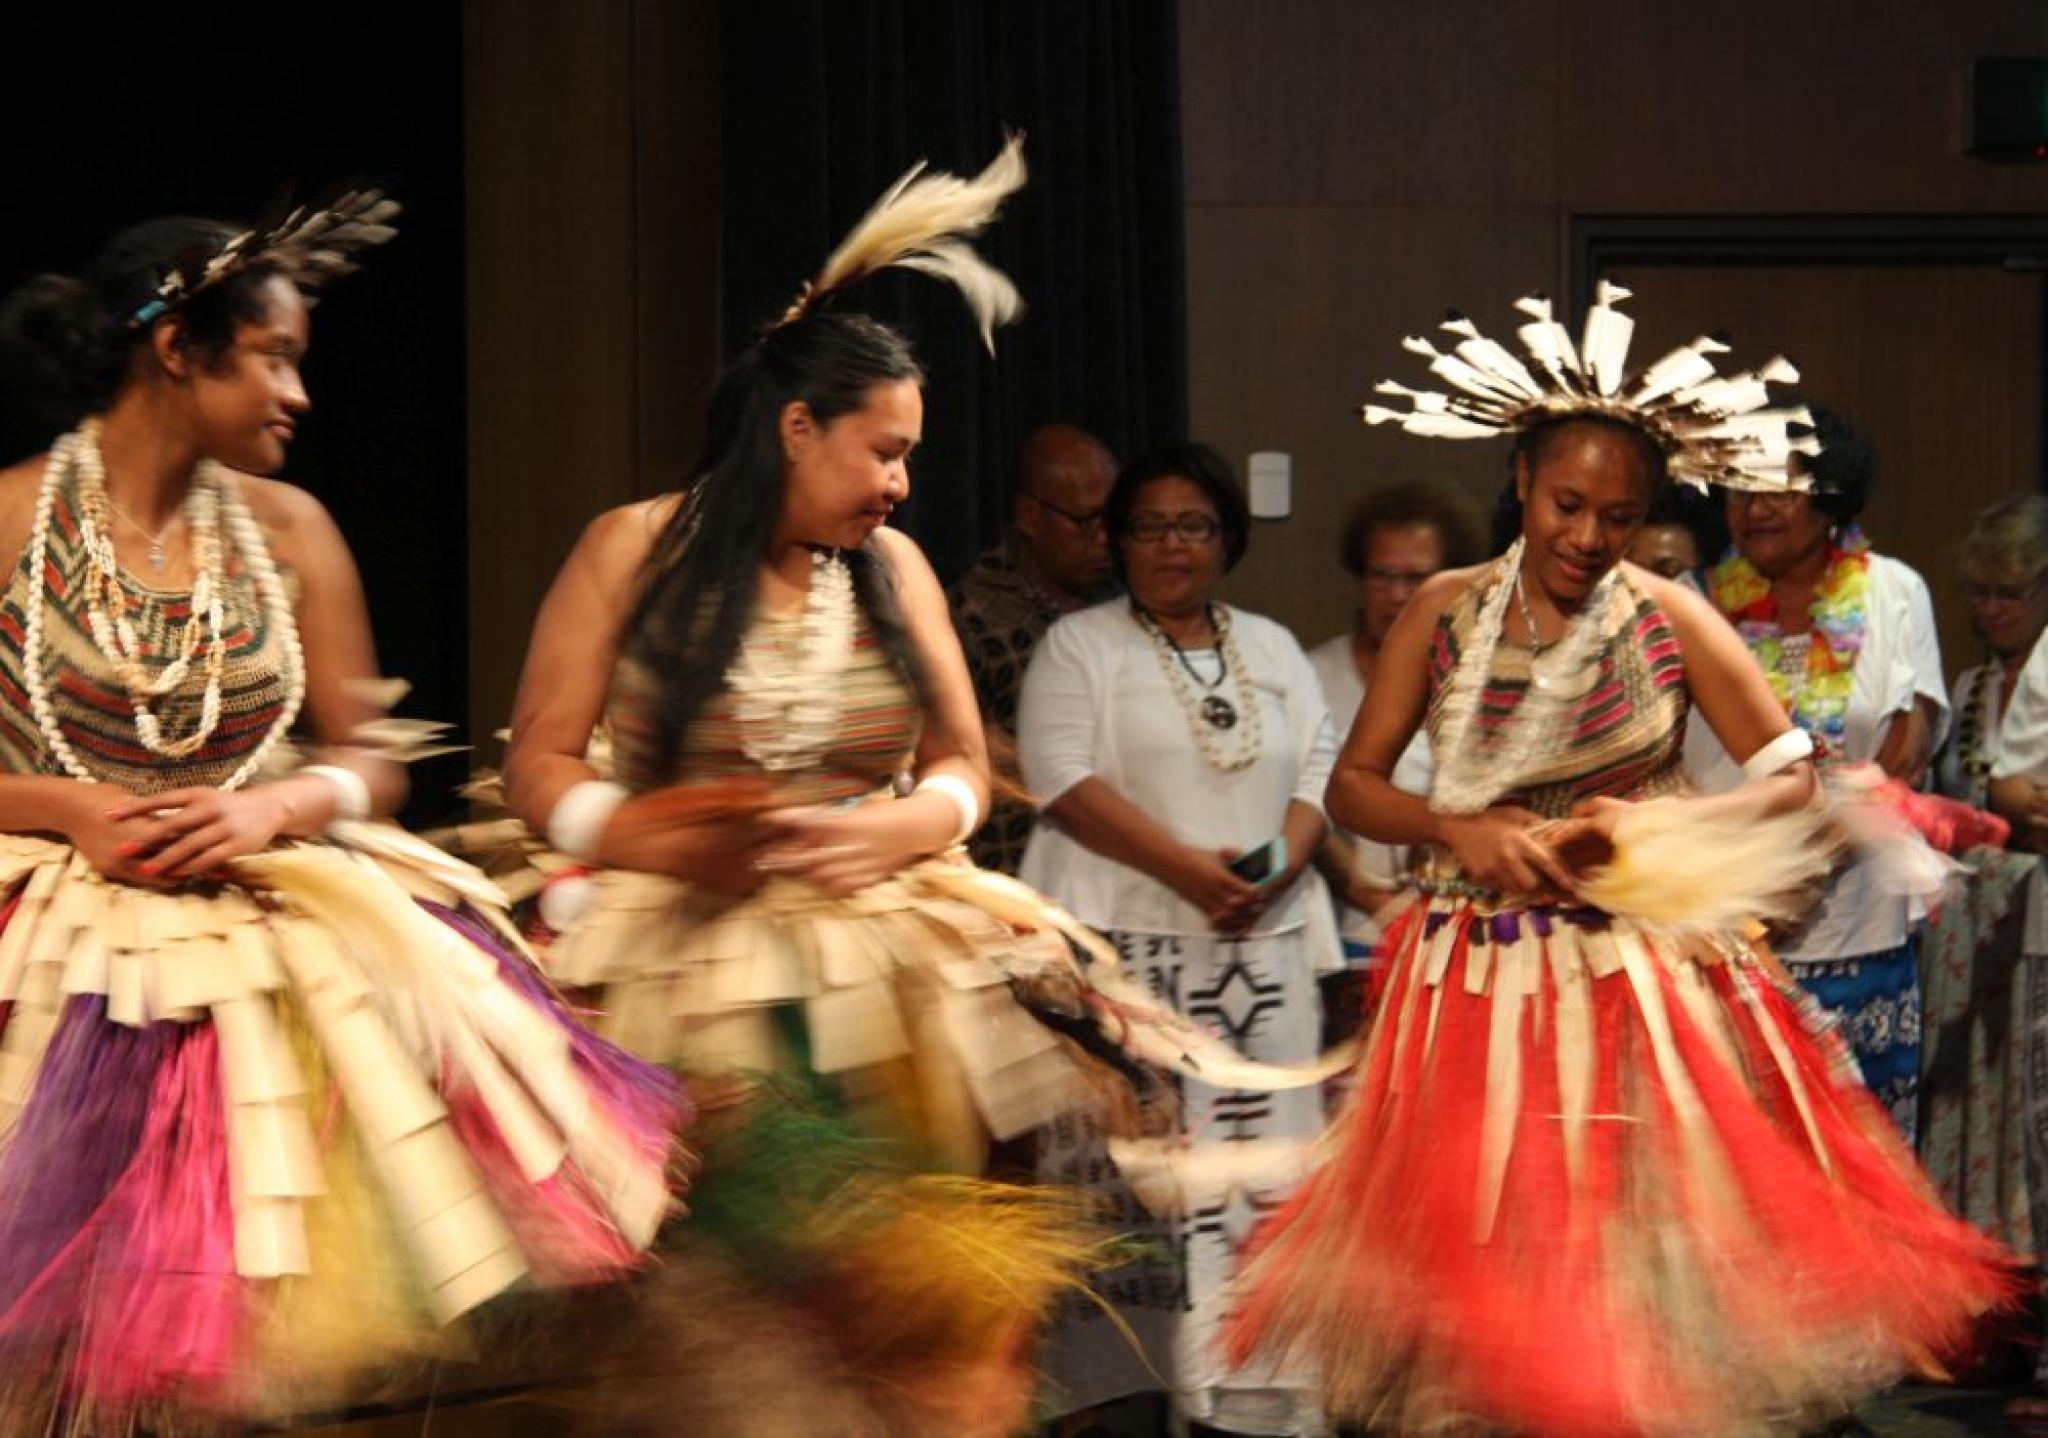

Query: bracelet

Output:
[548, 779, 629, 861]
[914, 773, 981, 848]
[1742, 728, 1815, 783]
[301, 764, 373, 825]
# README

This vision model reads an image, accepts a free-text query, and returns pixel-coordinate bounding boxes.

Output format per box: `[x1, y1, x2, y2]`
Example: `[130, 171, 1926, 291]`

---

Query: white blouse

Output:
[1686, 552, 1949, 962]
[1990, 635, 2048, 956]
[1307, 632, 1432, 946]
[1018, 601, 1340, 948]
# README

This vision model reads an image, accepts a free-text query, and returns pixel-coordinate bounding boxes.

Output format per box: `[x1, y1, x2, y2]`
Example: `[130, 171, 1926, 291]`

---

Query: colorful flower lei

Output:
[1707, 527, 1871, 761]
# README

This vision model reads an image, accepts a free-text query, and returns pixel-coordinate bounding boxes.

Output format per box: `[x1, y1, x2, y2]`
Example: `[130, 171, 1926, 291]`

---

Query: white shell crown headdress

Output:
[1362, 281, 1818, 492]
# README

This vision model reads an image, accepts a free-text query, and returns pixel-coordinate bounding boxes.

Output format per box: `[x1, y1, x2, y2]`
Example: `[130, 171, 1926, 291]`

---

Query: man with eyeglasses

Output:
[948, 422, 1119, 871]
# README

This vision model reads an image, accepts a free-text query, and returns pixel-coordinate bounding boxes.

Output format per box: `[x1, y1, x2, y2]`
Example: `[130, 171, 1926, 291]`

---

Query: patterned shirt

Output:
[948, 540, 1105, 872]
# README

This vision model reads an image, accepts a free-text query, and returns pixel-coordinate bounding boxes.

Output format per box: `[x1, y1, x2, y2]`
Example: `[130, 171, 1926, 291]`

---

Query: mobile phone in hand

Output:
[1226, 836, 1289, 886]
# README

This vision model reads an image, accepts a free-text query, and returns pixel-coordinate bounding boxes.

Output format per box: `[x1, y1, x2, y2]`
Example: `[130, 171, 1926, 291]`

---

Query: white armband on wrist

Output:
[1742, 728, 1815, 783]
[914, 773, 981, 848]
[547, 779, 629, 861]
[301, 764, 373, 825]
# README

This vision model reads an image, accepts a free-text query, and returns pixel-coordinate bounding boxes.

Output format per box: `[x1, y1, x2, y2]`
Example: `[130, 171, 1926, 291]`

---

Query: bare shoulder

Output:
[0, 455, 52, 576]
[576, 496, 674, 586]
[228, 472, 339, 537]
[1406, 562, 1489, 628]
[1622, 562, 1726, 637]
[868, 524, 942, 592]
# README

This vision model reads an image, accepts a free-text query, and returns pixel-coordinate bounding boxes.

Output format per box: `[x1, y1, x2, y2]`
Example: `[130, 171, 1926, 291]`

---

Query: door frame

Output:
[1572, 214, 2048, 481]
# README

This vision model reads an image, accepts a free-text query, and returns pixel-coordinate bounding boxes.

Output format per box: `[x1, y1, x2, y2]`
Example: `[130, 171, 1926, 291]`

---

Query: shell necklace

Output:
[1133, 601, 1263, 771]
[726, 548, 856, 771]
[21, 421, 306, 788]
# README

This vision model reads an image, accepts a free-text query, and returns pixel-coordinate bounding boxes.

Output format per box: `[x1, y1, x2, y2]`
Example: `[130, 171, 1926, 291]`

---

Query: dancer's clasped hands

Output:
[1438, 805, 1580, 899]
[67, 785, 295, 885]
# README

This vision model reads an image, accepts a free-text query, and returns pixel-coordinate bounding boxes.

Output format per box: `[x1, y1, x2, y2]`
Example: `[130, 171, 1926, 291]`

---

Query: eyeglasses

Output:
[1365, 566, 1435, 590]
[1126, 513, 1221, 545]
[1965, 575, 2047, 605]
[1028, 495, 1108, 533]
[1726, 490, 1805, 510]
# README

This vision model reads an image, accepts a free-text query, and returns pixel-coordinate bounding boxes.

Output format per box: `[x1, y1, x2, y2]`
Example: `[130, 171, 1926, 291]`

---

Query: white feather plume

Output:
[789, 134, 1027, 351]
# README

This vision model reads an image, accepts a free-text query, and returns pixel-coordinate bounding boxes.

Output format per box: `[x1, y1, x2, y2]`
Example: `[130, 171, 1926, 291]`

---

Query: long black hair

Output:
[624, 310, 928, 776]
[0, 216, 289, 438]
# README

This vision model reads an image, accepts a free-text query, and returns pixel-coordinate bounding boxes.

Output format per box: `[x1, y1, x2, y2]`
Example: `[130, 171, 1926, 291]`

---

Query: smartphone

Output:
[1226, 836, 1288, 886]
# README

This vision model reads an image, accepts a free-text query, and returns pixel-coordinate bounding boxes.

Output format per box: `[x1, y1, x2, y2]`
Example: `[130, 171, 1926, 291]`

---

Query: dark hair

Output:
[1643, 481, 1730, 566]
[624, 310, 927, 775]
[1105, 441, 1251, 584]
[1797, 404, 1876, 526]
[1337, 479, 1485, 576]
[1491, 412, 1671, 554]
[1514, 411, 1669, 490]
[0, 216, 290, 428]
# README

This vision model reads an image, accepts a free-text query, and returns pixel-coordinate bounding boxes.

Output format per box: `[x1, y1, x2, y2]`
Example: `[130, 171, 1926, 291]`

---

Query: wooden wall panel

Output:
[1559, 0, 2048, 212]
[1611, 263, 2043, 679]
[463, 0, 719, 746]
[1192, 206, 1559, 643]
[1184, 0, 2048, 674]
[1182, 0, 1560, 208]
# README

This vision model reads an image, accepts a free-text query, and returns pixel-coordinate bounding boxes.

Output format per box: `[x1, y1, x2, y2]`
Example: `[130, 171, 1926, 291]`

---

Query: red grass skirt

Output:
[1223, 899, 2016, 1437]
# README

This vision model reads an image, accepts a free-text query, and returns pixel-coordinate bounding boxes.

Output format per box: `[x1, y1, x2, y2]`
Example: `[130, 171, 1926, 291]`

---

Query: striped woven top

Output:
[609, 603, 920, 805]
[0, 471, 294, 794]
[1425, 565, 1689, 820]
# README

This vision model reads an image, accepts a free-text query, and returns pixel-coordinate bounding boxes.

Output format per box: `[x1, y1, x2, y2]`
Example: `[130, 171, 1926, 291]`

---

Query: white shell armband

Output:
[1742, 728, 1814, 782]
[547, 779, 630, 861]
[301, 764, 374, 824]
[914, 773, 981, 847]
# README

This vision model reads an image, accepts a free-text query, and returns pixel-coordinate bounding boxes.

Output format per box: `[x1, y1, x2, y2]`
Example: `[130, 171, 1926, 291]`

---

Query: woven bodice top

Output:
[0, 471, 292, 794]
[1424, 565, 1690, 821]
[608, 603, 922, 805]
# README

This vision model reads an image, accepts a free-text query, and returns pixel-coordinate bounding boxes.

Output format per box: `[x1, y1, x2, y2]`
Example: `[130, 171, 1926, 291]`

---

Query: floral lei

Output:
[1707, 526, 1871, 762]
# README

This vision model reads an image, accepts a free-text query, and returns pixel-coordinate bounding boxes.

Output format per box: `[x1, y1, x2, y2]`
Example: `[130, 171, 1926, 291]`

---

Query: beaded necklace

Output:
[1951, 662, 2001, 796]
[1131, 601, 1263, 771]
[1707, 527, 1870, 762]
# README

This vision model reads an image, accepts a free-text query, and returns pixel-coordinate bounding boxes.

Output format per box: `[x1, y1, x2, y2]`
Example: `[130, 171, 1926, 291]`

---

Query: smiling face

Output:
[1725, 488, 1831, 580]
[777, 378, 923, 551]
[172, 275, 311, 474]
[1120, 474, 1226, 617]
[1513, 421, 1655, 606]
[1966, 567, 2048, 659]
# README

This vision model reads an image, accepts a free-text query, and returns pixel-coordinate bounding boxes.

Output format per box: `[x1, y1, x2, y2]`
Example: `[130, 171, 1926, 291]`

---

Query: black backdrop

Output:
[0, 3, 469, 819]
[719, 0, 1188, 582]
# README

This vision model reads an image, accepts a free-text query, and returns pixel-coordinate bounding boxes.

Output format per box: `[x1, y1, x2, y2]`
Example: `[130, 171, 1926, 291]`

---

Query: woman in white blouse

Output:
[1688, 408, 1947, 1137]
[1018, 442, 1336, 1438]
[1306, 481, 1482, 980]
[1948, 496, 2048, 807]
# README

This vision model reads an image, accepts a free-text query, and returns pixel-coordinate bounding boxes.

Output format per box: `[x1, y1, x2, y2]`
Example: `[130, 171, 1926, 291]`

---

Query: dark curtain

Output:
[0, 3, 468, 822]
[720, 0, 1187, 582]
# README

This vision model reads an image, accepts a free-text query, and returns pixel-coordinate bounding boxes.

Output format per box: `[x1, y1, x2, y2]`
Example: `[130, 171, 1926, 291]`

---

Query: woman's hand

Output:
[756, 802, 931, 897]
[597, 791, 770, 895]
[54, 783, 175, 886]
[1164, 845, 1263, 934]
[1436, 806, 1577, 898]
[104, 787, 294, 882]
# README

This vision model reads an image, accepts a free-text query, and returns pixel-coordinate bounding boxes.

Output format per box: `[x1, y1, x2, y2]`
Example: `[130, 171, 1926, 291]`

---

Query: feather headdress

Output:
[1362, 282, 1816, 492]
[129, 188, 401, 330]
[778, 134, 1026, 351]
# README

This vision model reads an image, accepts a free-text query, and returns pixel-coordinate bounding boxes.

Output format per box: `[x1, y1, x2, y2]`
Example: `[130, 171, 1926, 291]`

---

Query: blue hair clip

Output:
[127, 298, 169, 330]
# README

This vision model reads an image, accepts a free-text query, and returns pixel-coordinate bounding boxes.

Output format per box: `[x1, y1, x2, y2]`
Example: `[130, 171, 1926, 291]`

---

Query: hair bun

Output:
[0, 272, 121, 422]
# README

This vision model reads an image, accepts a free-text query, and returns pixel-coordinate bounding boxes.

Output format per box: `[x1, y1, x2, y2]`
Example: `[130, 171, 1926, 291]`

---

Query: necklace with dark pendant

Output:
[1201, 694, 1238, 729]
